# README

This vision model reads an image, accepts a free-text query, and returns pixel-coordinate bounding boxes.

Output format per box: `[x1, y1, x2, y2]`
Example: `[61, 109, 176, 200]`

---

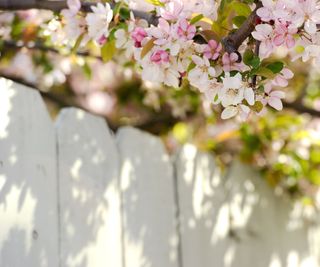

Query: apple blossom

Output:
[85, 3, 113, 45]
[47, 0, 320, 121]
[263, 83, 286, 111]
[203, 40, 222, 60]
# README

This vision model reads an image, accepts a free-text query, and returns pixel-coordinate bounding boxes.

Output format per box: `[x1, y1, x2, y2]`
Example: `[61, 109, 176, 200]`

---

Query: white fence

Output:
[0, 77, 319, 267]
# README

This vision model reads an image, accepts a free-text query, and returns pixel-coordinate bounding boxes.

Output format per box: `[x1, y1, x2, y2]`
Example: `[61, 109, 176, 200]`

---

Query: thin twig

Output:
[3, 40, 102, 60]
[0, 0, 159, 25]
[252, 40, 261, 88]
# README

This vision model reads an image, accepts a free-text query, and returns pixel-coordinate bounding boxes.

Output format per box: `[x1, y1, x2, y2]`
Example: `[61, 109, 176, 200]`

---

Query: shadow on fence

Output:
[0, 78, 319, 267]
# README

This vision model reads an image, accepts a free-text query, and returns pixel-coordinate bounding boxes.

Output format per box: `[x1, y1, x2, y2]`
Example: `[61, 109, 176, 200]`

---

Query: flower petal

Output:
[268, 97, 283, 110]
[221, 106, 238, 119]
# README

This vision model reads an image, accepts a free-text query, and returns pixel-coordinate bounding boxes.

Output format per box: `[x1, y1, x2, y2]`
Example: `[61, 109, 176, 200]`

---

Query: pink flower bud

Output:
[98, 35, 107, 46]
[131, 27, 147, 48]
[203, 40, 222, 60]
[150, 49, 170, 64]
[176, 19, 196, 40]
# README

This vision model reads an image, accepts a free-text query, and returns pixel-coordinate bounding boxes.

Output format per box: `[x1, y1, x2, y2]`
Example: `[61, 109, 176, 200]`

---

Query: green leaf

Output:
[243, 49, 254, 65]
[310, 169, 320, 185]
[187, 62, 196, 72]
[243, 49, 260, 69]
[199, 30, 220, 42]
[250, 56, 260, 69]
[140, 38, 155, 59]
[255, 67, 276, 78]
[266, 61, 284, 74]
[311, 149, 320, 164]
[230, 2, 251, 17]
[82, 61, 92, 79]
[113, 2, 122, 16]
[144, 0, 164, 6]
[232, 15, 247, 27]
[71, 33, 85, 54]
[119, 7, 130, 20]
[251, 101, 264, 113]
[101, 40, 116, 62]
[190, 14, 204, 25]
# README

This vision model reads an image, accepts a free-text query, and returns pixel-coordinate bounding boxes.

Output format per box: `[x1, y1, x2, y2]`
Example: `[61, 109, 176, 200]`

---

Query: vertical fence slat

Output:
[0, 79, 59, 266]
[225, 161, 318, 267]
[56, 108, 122, 267]
[175, 144, 230, 267]
[117, 127, 179, 267]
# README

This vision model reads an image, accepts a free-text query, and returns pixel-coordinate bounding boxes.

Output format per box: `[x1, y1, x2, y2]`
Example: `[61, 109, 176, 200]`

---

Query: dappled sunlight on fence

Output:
[117, 127, 178, 267]
[0, 79, 59, 266]
[0, 77, 320, 267]
[56, 108, 122, 267]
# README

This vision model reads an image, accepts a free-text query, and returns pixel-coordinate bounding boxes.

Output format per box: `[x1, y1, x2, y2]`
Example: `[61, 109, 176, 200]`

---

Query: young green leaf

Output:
[101, 40, 116, 62]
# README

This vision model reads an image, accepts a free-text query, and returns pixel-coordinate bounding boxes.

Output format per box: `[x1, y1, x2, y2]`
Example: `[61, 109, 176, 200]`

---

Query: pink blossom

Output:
[222, 52, 242, 72]
[98, 35, 107, 45]
[176, 19, 196, 40]
[150, 50, 170, 64]
[159, 0, 184, 21]
[131, 27, 147, 47]
[252, 23, 274, 57]
[273, 22, 297, 49]
[203, 40, 222, 60]
[149, 18, 171, 46]
[67, 0, 81, 15]
[272, 68, 294, 87]
[263, 84, 285, 110]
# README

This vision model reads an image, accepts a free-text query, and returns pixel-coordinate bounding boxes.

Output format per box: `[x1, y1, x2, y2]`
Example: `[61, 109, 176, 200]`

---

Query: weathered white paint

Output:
[175, 144, 230, 267]
[0, 78, 320, 267]
[56, 108, 122, 267]
[225, 161, 318, 267]
[0, 79, 59, 267]
[117, 127, 179, 267]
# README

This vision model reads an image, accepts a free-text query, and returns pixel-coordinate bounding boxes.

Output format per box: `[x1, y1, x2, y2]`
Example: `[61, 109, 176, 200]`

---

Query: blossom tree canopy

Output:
[7, 0, 320, 119]
[2, 0, 320, 211]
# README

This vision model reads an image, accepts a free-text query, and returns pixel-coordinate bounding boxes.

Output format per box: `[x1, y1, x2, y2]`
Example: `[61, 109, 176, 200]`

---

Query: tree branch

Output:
[222, 2, 262, 56]
[283, 101, 320, 117]
[0, 0, 94, 12]
[0, 0, 159, 25]
[252, 40, 261, 88]
[2, 40, 102, 60]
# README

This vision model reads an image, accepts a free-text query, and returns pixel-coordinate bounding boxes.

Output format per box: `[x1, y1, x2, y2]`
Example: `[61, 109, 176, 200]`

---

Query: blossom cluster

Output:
[118, 0, 294, 119]
[46, 0, 114, 46]
[52, 0, 320, 120]
[252, 0, 320, 62]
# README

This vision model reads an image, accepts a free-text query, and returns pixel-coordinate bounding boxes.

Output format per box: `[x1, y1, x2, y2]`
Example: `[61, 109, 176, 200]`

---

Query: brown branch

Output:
[252, 40, 261, 88]
[0, 0, 159, 25]
[222, 2, 262, 56]
[0, 0, 95, 12]
[2, 40, 102, 60]
[283, 101, 320, 117]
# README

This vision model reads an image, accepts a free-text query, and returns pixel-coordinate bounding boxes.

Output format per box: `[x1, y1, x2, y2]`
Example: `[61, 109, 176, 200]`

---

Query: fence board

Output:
[225, 161, 318, 267]
[0, 78, 59, 267]
[117, 127, 179, 267]
[175, 144, 230, 267]
[56, 108, 122, 267]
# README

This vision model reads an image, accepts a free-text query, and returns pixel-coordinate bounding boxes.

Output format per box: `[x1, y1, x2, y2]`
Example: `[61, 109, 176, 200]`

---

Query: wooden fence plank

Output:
[56, 108, 122, 267]
[175, 144, 230, 267]
[225, 161, 318, 267]
[116, 127, 179, 267]
[0, 78, 59, 267]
